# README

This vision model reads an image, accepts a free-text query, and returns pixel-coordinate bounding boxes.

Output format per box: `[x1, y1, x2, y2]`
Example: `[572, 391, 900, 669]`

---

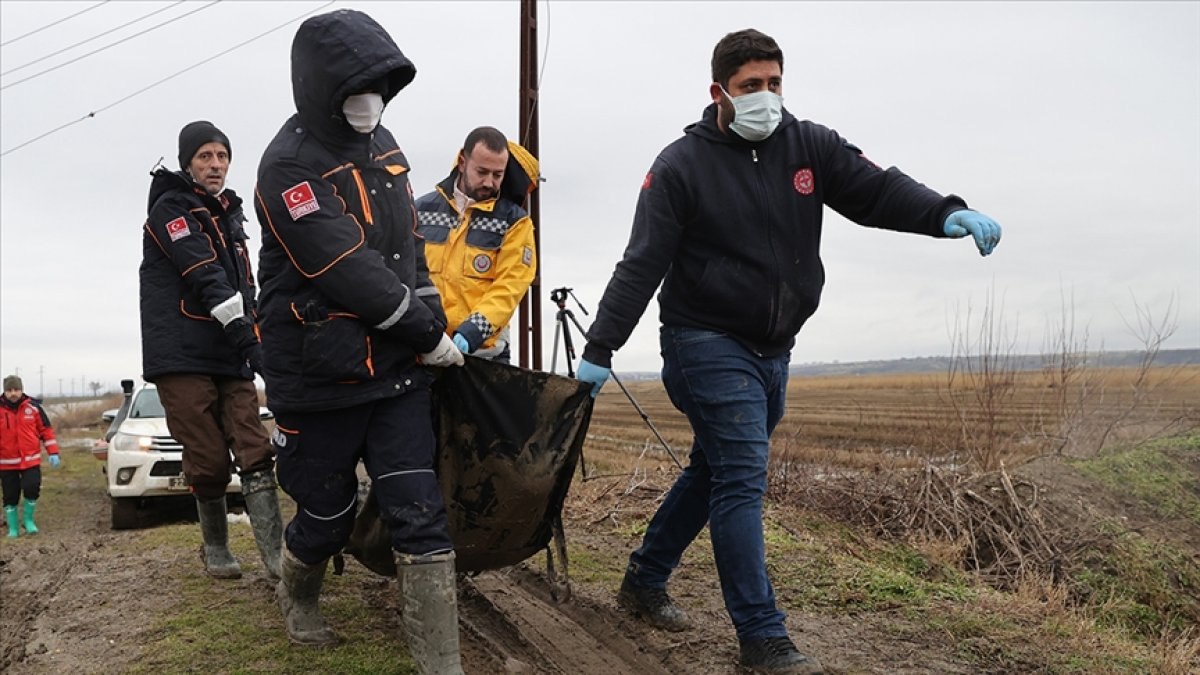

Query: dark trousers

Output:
[273, 388, 453, 565]
[1, 466, 41, 506]
[627, 326, 791, 642]
[156, 374, 274, 500]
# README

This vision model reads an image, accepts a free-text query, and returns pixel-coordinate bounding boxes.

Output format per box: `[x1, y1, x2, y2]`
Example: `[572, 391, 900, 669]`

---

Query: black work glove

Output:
[224, 317, 264, 375]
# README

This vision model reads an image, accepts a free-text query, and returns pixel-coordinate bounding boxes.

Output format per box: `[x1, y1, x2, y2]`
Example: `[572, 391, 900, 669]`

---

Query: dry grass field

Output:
[582, 365, 1200, 476]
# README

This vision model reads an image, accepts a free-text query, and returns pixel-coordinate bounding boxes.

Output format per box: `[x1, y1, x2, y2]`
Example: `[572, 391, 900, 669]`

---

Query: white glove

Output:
[419, 333, 465, 368]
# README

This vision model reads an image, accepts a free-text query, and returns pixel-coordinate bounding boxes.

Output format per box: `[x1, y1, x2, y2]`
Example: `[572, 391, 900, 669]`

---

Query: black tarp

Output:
[345, 356, 592, 577]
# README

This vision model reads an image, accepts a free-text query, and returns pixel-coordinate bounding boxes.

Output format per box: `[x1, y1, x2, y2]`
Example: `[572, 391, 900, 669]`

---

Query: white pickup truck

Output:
[98, 380, 272, 529]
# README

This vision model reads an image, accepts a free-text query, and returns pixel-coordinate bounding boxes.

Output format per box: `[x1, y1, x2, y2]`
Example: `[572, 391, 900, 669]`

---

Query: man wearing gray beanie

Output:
[2, 374, 61, 538]
[140, 120, 283, 581]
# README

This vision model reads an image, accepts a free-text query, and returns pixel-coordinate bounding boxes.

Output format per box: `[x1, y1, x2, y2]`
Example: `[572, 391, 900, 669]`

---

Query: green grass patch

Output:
[123, 540, 418, 675]
[1071, 433, 1200, 527]
[1071, 530, 1200, 638]
[1064, 435, 1200, 639]
[766, 512, 976, 612]
[564, 545, 623, 585]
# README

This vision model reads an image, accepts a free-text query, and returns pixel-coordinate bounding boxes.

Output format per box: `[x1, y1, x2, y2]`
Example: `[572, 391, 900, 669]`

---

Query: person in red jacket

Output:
[1, 374, 61, 537]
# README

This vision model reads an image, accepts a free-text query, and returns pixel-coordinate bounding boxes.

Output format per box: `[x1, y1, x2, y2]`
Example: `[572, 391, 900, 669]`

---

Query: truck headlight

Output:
[111, 431, 153, 454]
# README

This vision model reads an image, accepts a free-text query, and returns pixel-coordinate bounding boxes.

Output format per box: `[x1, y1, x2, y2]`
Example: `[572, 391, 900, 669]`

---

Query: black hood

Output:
[290, 9, 415, 142]
[685, 103, 797, 145]
[147, 167, 194, 213]
[146, 166, 237, 215]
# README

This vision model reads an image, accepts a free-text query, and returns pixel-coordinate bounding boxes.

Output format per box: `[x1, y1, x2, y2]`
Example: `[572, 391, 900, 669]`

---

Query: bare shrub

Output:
[773, 461, 1084, 590]
[943, 289, 1022, 471]
[1035, 284, 1103, 455]
[1032, 291, 1198, 458]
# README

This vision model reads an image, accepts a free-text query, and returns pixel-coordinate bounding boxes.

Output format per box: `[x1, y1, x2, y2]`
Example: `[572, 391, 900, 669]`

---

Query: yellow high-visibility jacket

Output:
[415, 142, 538, 355]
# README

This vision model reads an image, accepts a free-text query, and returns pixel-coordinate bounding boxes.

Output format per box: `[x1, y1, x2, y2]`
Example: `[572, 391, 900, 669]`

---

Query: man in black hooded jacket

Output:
[254, 10, 464, 672]
[141, 120, 283, 583]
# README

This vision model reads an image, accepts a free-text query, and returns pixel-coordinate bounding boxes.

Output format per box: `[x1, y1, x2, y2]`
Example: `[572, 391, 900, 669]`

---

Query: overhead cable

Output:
[1, 1, 222, 91]
[1, 0, 337, 157]
[0, 1, 110, 47]
[3, 1, 187, 77]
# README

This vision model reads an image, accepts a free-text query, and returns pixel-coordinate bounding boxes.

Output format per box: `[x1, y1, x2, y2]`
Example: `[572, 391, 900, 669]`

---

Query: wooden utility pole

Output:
[518, 0, 542, 369]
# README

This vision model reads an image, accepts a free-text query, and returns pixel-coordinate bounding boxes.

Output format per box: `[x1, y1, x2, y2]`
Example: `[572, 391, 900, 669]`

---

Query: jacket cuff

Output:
[581, 343, 613, 368]
[937, 199, 970, 238]
[454, 321, 485, 352]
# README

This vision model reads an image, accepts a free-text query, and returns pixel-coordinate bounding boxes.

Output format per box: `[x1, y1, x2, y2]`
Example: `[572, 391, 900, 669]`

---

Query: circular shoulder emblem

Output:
[472, 254, 493, 273]
[793, 168, 815, 195]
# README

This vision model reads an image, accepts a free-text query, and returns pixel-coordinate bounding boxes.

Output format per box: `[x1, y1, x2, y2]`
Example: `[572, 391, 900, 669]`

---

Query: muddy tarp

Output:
[345, 357, 592, 576]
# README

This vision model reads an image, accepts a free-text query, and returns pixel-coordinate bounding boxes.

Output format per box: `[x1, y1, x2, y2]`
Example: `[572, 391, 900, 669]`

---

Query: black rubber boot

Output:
[739, 636, 824, 674]
[617, 575, 692, 632]
[397, 551, 465, 675]
[195, 495, 242, 579]
[241, 469, 284, 580]
[277, 548, 339, 646]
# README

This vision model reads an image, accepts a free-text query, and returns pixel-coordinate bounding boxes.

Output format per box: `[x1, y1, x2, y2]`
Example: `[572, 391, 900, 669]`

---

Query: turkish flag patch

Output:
[166, 217, 190, 242]
[283, 181, 319, 220]
[642, 172, 653, 190]
[793, 168, 815, 195]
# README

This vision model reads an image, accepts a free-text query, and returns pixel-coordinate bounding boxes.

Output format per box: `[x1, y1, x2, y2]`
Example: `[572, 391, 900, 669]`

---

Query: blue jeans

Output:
[626, 326, 790, 641]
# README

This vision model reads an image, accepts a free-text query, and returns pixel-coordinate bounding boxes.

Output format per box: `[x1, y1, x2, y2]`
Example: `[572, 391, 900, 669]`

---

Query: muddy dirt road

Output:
[0, 439, 1033, 674]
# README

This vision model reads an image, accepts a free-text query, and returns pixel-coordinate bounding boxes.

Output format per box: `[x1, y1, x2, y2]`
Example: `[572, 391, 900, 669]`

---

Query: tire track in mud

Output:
[458, 566, 672, 675]
[0, 467, 107, 672]
[0, 542, 82, 669]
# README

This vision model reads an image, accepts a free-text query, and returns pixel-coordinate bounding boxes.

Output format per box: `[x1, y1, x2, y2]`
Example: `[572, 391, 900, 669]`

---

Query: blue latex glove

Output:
[452, 333, 470, 353]
[575, 358, 611, 398]
[48, 454, 61, 468]
[943, 209, 1002, 256]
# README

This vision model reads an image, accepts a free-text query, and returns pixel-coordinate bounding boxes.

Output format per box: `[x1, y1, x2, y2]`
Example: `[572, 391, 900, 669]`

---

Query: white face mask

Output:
[342, 93, 385, 134]
[722, 87, 783, 142]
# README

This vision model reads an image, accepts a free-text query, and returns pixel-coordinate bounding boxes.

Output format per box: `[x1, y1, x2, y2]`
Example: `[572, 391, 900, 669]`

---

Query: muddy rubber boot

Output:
[4, 506, 17, 538]
[241, 469, 284, 580]
[739, 636, 824, 674]
[276, 548, 339, 646]
[21, 500, 38, 535]
[397, 551, 465, 675]
[195, 495, 242, 579]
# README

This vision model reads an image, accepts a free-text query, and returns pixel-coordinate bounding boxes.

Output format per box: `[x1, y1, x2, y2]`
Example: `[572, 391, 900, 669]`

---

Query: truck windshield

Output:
[129, 389, 165, 418]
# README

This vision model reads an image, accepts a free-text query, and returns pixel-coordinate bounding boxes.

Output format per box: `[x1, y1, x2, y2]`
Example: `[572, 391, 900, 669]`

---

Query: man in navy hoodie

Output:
[576, 29, 1001, 674]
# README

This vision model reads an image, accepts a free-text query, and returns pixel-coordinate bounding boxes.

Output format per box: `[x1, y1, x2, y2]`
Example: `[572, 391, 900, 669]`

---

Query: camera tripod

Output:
[550, 287, 683, 470]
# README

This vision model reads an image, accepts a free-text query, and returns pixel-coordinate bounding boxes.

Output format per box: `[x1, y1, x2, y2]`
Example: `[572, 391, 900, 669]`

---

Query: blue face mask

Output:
[722, 87, 783, 142]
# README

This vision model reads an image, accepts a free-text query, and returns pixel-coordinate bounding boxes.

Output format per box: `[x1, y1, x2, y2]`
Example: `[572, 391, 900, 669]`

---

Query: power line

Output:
[1, 1, 337, 158]
[3, 1, 187, 77]
[0, 1, 111, 47]
[1, 1, 222, 91]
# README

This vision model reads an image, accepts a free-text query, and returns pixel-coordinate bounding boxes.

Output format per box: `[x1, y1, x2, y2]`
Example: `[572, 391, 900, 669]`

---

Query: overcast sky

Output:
[2, 1, 1198, 396]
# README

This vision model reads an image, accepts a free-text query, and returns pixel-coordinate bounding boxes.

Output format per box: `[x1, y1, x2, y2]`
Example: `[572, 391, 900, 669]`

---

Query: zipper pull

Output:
[751, 148, 758, 163]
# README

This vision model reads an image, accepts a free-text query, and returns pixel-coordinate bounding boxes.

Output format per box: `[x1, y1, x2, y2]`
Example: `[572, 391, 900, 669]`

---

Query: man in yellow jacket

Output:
[415, 127, 538, 363]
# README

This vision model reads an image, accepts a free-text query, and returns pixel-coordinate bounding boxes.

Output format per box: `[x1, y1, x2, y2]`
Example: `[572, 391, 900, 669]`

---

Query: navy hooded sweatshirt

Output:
[583, 104, 967, 366]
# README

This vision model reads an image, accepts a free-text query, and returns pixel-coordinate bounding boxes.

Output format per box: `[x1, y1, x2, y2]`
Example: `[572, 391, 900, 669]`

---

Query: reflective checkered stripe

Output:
[470, 216, 510, 235]
[466, 311, 496, 339]
[418, 211, 458, 229]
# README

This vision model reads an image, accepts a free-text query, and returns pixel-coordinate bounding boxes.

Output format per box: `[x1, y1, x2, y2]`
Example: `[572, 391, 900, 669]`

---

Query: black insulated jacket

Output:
[254, 9, 445, 413]
[140, 168, 257, 382]
[583, 104, 967, 366]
